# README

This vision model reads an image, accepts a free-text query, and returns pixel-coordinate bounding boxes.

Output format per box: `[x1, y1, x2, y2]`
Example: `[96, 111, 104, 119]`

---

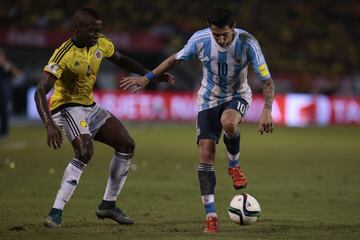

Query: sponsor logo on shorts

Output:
[80, 120, 88, 128]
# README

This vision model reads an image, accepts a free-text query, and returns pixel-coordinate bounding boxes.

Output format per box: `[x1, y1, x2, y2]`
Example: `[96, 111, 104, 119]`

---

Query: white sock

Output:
[227, 152, 240, 161]
[53, 158, 86, 210]
[103, 152, 132, 201]
[201, 194, 214, 205]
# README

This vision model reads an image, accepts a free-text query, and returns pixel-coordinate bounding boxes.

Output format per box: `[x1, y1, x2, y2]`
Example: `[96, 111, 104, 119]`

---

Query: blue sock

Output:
[204, 202, 216, 215]
[228, 158, 240, 168]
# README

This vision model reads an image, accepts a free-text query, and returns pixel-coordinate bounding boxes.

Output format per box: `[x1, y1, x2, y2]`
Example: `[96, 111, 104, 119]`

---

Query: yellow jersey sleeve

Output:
[99, 34, 115, 57]
[43, 39, 72, 79]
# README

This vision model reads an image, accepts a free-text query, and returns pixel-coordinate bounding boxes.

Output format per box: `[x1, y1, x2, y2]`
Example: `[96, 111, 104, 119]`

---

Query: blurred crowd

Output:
[1, 0, 360, 95]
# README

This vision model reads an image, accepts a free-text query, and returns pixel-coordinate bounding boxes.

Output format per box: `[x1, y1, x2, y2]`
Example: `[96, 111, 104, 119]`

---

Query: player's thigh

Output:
[52, 107, 92, 143]
[94, 115, 134, 153]
[196, 107, 223, 144]
[221, 98, 249, 126]
[52, 107, 94, 161]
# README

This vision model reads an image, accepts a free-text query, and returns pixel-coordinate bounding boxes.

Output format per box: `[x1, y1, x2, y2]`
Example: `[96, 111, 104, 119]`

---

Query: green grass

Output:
[1, 123, 360, 240]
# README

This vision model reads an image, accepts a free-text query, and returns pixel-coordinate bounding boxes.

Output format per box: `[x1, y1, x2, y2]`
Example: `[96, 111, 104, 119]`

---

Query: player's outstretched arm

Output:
[258, 77, 275, 135]
[119, 54, 179, 93]
[108, 50, 148, 76]
[110, 51, 175, 92]
[34, 73, 63, 149]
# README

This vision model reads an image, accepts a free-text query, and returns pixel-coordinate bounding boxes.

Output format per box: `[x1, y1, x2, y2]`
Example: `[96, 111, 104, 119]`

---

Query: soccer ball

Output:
[228, 193, 261, 225]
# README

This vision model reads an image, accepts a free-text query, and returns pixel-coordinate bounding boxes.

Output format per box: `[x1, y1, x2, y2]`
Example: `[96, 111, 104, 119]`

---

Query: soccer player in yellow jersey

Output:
[34, 8, 174, 228]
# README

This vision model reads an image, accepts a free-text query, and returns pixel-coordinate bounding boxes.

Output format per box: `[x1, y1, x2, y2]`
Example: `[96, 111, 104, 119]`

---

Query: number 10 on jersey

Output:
[218, 62, 228, 76]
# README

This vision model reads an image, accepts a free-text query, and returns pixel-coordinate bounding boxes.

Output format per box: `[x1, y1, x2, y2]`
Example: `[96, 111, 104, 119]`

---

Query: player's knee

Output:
[76, 140, 94, 163]
[125, 137, 135, 153]
[78, 149, 93, 163]
[201, 151, 214, 164]
[222, 121, 238, 135]
[116, 136, 135, 154]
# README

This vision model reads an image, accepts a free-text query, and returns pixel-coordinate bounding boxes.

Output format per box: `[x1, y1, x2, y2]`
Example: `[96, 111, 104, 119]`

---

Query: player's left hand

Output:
[257, 108, 273, 135]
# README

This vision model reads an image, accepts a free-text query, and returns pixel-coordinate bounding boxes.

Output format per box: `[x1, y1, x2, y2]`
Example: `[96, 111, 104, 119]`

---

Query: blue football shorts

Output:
[196, 98, 249, 144]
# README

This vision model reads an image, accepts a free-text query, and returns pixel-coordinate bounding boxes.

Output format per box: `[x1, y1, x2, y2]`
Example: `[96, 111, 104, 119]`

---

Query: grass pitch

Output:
[1, 123, 360, 240]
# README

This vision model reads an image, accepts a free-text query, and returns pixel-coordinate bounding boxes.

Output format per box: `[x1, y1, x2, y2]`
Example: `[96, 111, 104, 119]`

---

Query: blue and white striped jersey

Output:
[175, 28, 271, 112]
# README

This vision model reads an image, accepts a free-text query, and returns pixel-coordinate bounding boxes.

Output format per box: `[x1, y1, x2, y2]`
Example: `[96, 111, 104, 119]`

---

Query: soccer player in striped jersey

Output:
[35, 8, 174, 228]
[120, 8, 275, 233]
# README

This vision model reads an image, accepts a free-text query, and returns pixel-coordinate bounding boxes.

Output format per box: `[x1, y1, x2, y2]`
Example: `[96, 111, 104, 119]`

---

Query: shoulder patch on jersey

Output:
[46, 62, 60, 74]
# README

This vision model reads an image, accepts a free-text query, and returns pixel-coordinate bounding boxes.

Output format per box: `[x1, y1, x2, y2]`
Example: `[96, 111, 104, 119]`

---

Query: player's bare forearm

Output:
[262, 78, 275, 110]
[34, 73, 56, 127]
[257, 77, 275, 134]
[35, 73, 63, 149]
[152, 54, 181, 77]
[108, 51, 148, 75]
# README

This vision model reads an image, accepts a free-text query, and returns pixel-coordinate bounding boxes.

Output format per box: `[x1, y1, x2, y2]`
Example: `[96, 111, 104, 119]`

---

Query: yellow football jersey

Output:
[43, 35, 115, 112]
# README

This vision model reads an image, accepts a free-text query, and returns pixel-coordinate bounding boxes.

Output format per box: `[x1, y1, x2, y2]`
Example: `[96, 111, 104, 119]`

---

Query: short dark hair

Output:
[77, 8, 101, 20]
[208, 8, 235, 28]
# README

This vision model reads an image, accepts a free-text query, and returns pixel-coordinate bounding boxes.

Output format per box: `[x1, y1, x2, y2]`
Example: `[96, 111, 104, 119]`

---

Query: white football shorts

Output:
[51, 104, 112, 142]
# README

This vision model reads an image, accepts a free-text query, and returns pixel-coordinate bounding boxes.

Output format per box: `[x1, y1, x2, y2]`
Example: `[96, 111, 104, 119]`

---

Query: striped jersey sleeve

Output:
[43, 39, 73, 79]
[246, 37, 271, 80]
[175, 30, 209, 61]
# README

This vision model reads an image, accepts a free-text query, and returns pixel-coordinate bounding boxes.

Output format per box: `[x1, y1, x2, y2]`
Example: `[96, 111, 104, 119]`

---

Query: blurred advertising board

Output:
[27, 87, 360, 126]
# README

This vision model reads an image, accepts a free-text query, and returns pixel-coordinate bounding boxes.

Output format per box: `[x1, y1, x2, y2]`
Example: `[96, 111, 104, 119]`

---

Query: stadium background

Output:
[1, 0, 360, 125]
[1, 1, 360, 240]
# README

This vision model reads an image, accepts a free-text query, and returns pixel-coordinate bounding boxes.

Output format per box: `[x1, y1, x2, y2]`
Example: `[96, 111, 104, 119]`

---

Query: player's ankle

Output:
[98, 200, 116, 209]
[206, 212, 217, 218]
[49, 208, 62, 216]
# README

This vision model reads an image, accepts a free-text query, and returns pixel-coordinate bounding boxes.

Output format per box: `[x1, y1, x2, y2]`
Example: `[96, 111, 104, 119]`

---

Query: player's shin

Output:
[96, 152, 134, 225]
[223, 130, 240, 167]
[102, 152, 132, 203]
[198, 164, 216, 217]
[53, 158, 86, 210]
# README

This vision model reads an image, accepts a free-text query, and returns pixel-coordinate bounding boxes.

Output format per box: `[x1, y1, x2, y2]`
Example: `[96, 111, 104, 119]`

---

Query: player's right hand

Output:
[46, 122, 63, 149]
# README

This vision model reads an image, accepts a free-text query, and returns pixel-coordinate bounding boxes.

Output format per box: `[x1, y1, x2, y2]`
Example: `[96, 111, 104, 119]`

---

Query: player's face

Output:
[76, 17, 102, 47]
[210, 24, 235, 48]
